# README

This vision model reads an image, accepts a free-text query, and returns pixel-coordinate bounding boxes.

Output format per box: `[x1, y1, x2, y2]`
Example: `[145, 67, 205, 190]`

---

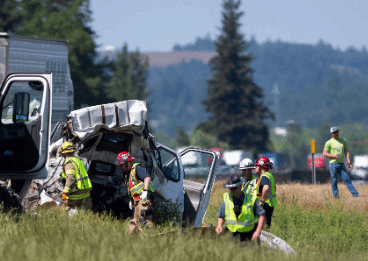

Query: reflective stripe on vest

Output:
[224, 192, 257, 233]
[242, 176, 257, 194]
[127, 163, 155, 201]
[68, 192, 90, 200]
[63, 157, 92, 194]
[253, 172, 278, 207]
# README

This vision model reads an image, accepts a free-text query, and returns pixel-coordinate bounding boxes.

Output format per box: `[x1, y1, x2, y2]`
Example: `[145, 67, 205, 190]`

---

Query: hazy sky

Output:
[90, 0, 368, 52]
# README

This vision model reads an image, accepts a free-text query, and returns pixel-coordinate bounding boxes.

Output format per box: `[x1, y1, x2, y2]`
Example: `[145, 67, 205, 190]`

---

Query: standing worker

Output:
[239, 158, 257, 194]
[253, 156, 278, 229]
[60, 141, 92, 212]
[116, 151, 155, 234]
[323, 127, 359, 198]
[215, 174, 265, 244]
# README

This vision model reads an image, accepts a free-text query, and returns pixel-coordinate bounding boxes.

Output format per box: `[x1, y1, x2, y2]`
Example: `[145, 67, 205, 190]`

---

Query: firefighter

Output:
[253, 156, 278, 228]
[215, 174, 265, 244]
[116, 151, 155, 234]
[239, 158, 257, 194]
[60, 141, 92, 212]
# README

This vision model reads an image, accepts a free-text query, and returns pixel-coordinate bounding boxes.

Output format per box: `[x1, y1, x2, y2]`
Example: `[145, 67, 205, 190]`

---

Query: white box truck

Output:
[0, 33, 74, 127]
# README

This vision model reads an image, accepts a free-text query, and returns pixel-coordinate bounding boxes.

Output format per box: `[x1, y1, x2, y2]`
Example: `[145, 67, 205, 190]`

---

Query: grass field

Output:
[0, 181, 367, 261]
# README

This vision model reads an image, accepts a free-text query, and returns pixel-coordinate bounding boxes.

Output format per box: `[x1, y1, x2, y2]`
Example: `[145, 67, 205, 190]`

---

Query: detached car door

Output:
[0, 73, 52, 179]
[180, 147, 218, 227]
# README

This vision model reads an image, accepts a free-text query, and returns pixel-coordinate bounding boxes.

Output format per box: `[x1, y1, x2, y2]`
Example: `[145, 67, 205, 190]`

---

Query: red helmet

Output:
[116, 151, 135, 166]
[255, 156, 273, 170]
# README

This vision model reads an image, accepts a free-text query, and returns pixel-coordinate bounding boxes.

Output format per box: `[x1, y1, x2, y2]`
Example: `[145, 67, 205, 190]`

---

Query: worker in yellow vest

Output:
[254, 156, 278, 228]
[215, 174, 265, 244]
[116, 151, 155, 234]
[60, 141, 92, 212]
[239, 158, 257, 194]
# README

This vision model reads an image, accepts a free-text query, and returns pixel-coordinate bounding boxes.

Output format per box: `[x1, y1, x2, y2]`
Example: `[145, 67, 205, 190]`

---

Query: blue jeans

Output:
[329, 163, 359, 198]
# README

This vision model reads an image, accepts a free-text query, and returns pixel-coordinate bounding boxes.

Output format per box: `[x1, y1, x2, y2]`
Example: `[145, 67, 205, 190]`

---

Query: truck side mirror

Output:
[13, 92, 30, 123]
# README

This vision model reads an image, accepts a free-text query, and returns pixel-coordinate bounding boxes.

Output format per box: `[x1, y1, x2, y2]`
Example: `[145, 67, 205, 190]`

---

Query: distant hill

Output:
[142, 51, 216, 67]
[99, 50, 216, 67]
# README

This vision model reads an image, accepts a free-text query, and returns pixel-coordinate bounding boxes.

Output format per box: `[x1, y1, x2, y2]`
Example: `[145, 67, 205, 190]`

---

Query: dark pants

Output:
[263, 203, 274, 227]
[230, 224, 258, 243]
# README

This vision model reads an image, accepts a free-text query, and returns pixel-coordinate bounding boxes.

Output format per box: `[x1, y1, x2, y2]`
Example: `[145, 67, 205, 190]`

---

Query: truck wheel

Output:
[0, 185, 23, 213]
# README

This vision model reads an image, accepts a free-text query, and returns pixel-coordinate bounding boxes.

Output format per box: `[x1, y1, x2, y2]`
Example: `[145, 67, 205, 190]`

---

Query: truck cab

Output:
[0, 73, 52, 209]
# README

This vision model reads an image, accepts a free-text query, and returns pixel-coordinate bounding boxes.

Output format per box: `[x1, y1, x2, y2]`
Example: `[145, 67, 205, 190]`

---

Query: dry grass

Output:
[208, 180, 368, 216]
[277, 182, 368, 211]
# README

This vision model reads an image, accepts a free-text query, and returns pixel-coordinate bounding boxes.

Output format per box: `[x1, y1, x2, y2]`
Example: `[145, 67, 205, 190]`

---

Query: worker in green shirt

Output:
[323, 127, 359, 198]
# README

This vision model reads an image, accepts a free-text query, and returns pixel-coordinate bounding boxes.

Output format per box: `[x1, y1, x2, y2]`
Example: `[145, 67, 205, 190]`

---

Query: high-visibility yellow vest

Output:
[242, 176, 257, 194]
[126, 163, 155, 201]
[224, 192, 257, 233]
[62, 156, 92, 200]
[253, 171, 278, 207]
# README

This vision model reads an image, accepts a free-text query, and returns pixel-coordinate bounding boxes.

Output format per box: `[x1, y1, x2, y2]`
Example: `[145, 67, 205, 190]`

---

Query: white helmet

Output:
[330, 127, 340, 133]
[239, 158, 255, 169]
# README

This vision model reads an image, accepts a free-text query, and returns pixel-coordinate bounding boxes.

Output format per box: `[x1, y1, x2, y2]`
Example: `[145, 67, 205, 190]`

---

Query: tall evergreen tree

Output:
[200, 0, 273, 153]
[108, 43, 150, 101]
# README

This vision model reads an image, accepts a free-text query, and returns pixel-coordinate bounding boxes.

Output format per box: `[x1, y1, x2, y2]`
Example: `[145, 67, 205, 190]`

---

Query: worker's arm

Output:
[216, 218, 225, 235]
[252, 215, 265, 242]
[216, 202, 226, 235]
[261, 185, 269, 206]
[323, 150, 339, 159]
[136, 165, 151, 201]
[63, 163, 76, 194]
[136, 165, 150, 191]
[345, 148, 353, 169]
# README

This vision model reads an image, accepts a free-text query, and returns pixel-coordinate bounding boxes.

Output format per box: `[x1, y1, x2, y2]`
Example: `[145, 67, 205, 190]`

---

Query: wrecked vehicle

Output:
[26, 100, 219, 226]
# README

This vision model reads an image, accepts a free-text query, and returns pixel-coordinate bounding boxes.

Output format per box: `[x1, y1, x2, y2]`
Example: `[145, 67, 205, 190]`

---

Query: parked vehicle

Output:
[308, 153, 329, 170]
[223, 150, 253, 168]
[351, 155, 368, 179]
[210, 148, 225, 165]
[259, 152, 287, 170]
[0, 33, 74, 127]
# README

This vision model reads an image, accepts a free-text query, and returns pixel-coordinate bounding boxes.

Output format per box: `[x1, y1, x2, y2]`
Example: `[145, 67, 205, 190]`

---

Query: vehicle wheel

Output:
[0, 185, 23, 213]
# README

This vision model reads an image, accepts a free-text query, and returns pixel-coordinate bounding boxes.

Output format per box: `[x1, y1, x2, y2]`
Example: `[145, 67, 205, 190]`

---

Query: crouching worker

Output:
[116, 151, 155, 234]
[60, 141, 92, 213]
[215, 174, 265, 245]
